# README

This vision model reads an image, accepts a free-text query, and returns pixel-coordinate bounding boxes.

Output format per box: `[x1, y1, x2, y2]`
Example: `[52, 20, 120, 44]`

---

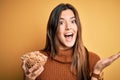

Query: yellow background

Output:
[0, 0, 120, 80]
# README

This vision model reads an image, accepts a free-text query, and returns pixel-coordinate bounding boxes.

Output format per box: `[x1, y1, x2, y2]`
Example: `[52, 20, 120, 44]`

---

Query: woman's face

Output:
[55, 9, 78, 50]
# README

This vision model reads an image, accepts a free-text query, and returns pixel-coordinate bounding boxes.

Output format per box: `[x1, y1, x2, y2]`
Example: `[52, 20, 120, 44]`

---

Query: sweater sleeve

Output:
[88, 51, 101, 73]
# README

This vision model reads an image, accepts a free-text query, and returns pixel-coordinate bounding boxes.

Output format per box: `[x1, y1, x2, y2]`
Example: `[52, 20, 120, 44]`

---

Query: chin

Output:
[65, 43, 74, 48]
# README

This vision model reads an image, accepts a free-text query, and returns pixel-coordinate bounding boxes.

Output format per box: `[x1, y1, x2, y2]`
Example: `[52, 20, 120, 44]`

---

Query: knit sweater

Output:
[36, 49, 100, 80]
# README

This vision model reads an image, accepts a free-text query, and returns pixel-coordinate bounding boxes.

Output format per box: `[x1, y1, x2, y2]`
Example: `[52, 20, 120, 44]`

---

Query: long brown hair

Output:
[43, 3, 90, 80]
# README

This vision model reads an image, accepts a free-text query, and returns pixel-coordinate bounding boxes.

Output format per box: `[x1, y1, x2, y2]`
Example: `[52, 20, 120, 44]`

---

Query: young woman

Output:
[21, 3, 120, 80]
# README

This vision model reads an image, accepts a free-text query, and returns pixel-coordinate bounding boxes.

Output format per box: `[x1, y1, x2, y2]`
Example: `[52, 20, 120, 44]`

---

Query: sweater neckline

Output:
[53, 48, 73, 64]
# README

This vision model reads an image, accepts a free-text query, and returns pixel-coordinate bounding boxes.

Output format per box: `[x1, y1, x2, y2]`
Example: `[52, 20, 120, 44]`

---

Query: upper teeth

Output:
[65, 33, 72, 35]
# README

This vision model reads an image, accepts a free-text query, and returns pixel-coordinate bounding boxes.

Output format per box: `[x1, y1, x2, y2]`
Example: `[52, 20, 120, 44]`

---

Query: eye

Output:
[71, 20, 76, 24]
[59, 21, 64, 25]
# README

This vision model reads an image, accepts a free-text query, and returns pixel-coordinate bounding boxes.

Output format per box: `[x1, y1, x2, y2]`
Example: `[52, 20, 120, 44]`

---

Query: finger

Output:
[21, 59, 30, 74]
[22, 59, 27, 71]
[28, 64, 39, 73]
[34, 66, 44, 75]
[28, 66, 44, 79]
[26, 73, 36, 80]
[108, 52, 120, 62]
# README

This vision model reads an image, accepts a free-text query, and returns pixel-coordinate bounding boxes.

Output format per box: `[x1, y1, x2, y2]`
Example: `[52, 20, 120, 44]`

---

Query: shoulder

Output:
[88, 51, 100, 61]
[39, 50, 49, 57]
[88, 51, 101, 72]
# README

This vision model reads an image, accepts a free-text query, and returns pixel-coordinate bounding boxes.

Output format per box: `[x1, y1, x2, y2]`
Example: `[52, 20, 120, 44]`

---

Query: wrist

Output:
[93, 68, 102, 74]
[91, 72, 104, 80]
[93, 69, 101, 74]
[25, 76, 35, 80]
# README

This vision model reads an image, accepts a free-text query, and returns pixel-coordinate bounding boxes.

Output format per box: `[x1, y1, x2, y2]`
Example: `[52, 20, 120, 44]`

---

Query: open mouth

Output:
[64, 33, 73, 41]
[64, 33, 73, 37]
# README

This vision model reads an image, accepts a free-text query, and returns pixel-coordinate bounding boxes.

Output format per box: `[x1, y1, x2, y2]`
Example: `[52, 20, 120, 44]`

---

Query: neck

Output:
[57, 47, 73, 56]
[54, 47, 73, 63]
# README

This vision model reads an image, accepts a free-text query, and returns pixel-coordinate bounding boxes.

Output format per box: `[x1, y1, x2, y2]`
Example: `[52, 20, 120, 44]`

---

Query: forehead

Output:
[60, 9, 75, 18]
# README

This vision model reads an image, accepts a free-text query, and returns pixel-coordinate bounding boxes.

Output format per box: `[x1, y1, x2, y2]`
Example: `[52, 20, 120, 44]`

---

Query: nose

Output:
[65, 22, 71, 30]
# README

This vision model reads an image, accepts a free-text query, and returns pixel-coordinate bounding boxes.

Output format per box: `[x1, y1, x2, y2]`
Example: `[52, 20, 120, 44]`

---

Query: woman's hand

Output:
[22, 59, 44, 80]
[93, 52, 120, 74]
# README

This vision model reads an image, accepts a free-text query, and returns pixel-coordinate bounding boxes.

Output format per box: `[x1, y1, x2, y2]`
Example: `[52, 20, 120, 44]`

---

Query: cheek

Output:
[74, 26, 78, 38]
[74, 26, 78, 33]
[57, 26, 65, 36]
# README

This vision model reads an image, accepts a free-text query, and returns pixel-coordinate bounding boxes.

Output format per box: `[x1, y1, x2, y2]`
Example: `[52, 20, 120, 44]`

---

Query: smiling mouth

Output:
[64, 33, 73, 37]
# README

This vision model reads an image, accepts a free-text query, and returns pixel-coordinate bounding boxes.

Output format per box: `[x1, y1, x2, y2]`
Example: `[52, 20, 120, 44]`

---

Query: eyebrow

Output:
[59, 17, 76, 20]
